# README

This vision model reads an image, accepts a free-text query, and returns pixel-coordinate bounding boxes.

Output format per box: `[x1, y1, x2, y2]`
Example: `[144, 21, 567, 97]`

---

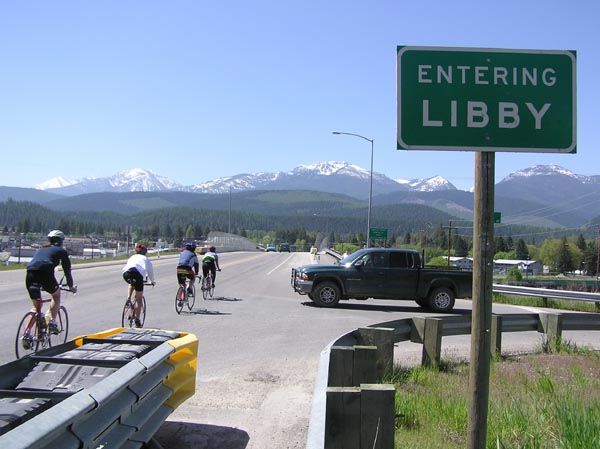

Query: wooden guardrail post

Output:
[356, 327, 395, 381]
[490, 315, 502, 356]
[325, 387, 361, 449]
[360, 384, 395, 449]
[352, 346, 378, 386]
[328, 346, 354, 387]
[540, 312, 563, 346]
[410, 317, 443, 367]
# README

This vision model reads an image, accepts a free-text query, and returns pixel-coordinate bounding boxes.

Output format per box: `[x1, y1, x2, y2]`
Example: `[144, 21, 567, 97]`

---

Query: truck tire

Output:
[312, 282, 341, 308]
[427, 287, 455, 312]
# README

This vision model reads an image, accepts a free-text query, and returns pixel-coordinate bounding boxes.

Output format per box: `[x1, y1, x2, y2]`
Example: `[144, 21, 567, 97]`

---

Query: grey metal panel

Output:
[137, 343, 174, 371]
[71, 389, 138, 445]
[0, 398, 51, 435]
[367, 318, 413, 342]
[0, 391, 96, 449]
[123, 384, 172, 430]
[0, 357, 37, 390]
[91, 421, 136, 449]
[562, 313, 600, 330]
[85, 359, 146, 406]
[16, 363, 118, 393]
[128, 363, 173, 400]
[493, 284, 600, 303]
[500, 314, 541, 332]
[128, 404, 173, 444]
[440, 315, 472, 336]
[107, 329, 180, 343]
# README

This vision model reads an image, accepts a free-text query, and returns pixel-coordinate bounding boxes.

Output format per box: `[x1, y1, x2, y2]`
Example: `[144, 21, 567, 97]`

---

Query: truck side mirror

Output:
[354, 259, 364, 267]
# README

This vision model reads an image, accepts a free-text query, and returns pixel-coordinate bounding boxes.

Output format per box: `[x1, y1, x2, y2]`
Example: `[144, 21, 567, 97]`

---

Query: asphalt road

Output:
[1, 252, 599, 449]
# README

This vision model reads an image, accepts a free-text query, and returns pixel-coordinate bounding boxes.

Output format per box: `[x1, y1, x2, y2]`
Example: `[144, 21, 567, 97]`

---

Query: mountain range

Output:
[34, 162, 456, 199]
[2, 162, 600, 230]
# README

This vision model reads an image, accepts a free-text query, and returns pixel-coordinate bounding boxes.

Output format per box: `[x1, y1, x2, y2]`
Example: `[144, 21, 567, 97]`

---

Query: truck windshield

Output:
[339, 249, 368, 266]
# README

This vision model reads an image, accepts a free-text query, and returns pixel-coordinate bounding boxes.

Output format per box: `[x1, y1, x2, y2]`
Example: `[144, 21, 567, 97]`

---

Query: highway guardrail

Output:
[0, 327, 198, 449]
[493, 283, 600, 310]
[307, 311, 600, 449]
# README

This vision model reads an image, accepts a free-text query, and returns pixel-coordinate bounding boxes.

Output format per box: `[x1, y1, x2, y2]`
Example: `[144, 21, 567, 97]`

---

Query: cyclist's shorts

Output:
[26, 270, 59, 300]
[123, 267, 145, 292]
[176, 265, 194, 284]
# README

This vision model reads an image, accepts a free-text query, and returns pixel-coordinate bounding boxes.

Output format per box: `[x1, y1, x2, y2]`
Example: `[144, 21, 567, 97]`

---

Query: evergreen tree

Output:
[556, 236, 574, 274]
[453, 235, 469, 257]
[583, 242, 598, 276]
[506, 236, 514, 251]
[494, 236, 507, 253]
[403, 232, 411, 245]
[576, 234, 586, 251]
[515, 239, 530, 260]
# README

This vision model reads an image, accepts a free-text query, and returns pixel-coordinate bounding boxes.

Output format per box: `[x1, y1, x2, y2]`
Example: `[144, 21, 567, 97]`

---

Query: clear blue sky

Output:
[1, 1, 597, 191]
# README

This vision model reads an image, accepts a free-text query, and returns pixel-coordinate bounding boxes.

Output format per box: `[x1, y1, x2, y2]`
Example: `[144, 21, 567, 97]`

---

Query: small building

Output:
[445, 257, 473, 270]
[493, 259, 543, 275]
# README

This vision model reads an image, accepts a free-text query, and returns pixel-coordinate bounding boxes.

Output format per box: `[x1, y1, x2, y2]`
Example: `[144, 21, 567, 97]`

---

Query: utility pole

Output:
[596, 226, 600, 279]
[443, 221, 454, 266]
[228, 185, 232, 234]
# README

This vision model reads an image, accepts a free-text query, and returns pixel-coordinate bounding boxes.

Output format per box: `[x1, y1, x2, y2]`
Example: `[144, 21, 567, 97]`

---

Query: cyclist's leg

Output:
[210, 263, 217, 286]
[202, 263, 209, 286]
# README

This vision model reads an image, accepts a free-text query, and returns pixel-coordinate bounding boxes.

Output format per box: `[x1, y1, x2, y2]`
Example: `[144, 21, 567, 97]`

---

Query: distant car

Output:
[278, 243, 290, 252]
[266, 244, 276, 252]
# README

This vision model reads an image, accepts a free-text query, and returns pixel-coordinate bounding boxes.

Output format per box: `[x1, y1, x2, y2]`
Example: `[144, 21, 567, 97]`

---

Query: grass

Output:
[389, 348, 600, 448]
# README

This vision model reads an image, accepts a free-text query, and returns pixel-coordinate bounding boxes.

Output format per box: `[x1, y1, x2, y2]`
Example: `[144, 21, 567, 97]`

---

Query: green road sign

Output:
[494, 212, 501, 224]
[369, 227, 388, 241]
[397, 46, 576, 153]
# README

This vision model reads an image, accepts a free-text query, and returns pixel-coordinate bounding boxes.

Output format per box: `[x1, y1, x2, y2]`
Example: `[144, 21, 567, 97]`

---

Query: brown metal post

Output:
[467, 152, 495, 449]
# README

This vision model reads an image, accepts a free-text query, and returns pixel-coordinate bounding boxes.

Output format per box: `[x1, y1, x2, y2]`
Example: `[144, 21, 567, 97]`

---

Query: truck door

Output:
[387, 252, 419, 298]
[347, 251, 388, 296]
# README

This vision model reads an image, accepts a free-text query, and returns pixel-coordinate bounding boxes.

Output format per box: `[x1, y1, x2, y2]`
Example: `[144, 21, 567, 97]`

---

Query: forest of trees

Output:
[2, 198, 599, 275]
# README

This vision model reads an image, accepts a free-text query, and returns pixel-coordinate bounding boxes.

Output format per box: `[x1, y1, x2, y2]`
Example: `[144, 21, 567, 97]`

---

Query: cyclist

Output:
[122, 244, 155, 328]
[24, 230, 75, 340]
[202, 245, 221, 288]
[177, 242, 199, 295]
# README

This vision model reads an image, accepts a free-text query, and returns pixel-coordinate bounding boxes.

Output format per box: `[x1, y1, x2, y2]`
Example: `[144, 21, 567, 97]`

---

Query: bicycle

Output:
[15, 280, 76, 359]
[121, 280, 153, 328]
[175, 276, 196, 314]
[201, 268, 221, 300]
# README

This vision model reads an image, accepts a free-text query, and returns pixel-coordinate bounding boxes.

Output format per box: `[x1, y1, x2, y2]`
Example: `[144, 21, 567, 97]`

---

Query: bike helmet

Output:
[209, 246, 216, 252]
[47, 229, 65, 245]
[135, 244, 148, 255]
[185, 242, 197, 251]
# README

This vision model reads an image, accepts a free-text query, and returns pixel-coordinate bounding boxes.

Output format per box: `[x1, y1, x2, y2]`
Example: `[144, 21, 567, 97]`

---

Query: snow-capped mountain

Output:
[500, 164, 600, 184]
[35, 176, 77, 190]
[43, 168, 183, 196]
[395, 175, 455, 192]
[38, 161, 456, 198]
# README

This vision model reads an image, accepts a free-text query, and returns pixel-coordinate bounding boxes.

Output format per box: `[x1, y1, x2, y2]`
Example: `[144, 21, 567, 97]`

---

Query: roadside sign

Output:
[369, 227, 388, 241]
[397, 46, 576, 153]
[494, 212, 501, 224]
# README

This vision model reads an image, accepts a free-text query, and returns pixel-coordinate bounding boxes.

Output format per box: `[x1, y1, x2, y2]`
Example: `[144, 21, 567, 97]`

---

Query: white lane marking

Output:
[267, 254, 296, 276]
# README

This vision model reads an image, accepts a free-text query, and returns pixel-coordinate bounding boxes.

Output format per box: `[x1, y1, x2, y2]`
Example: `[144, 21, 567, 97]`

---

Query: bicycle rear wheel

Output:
[209, 281, 215, 298]
[139, 296, 147, 327]
[202, 277, 209, 300]
[175, 286, 185, 315]
[15, 312, 39, 359]
[187, 282, 196, 310]
[49, 306, 69, 347]
[121, 299, 134, 327]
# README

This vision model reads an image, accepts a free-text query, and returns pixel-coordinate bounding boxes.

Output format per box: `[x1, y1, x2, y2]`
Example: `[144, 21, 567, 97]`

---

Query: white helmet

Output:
[47, 229, 65, 244]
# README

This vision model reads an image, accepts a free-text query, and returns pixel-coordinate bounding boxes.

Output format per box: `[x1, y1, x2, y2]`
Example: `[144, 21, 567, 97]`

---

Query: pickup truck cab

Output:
[291, 248, 472, 312]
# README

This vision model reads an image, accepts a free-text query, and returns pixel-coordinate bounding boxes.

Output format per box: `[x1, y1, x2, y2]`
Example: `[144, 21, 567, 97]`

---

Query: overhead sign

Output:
[369, 227, 388, 241]
[397, 46, 576, 153]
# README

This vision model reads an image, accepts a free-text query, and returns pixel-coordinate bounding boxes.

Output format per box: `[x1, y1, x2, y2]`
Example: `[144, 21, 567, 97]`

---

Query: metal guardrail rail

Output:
[493, 283, 600, 304]
[0, 327, 198, 449]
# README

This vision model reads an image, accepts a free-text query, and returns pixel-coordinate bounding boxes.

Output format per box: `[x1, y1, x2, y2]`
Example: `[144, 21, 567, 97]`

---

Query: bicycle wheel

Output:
[15, 312, 39, 359]
[49, 306, 69, 347]
[187, 282, 196, 310]
[175, 286, 185, 315]
[202, 277, 209, 300]
[209, 280, 215, 298]
[121, 298, 135, 327]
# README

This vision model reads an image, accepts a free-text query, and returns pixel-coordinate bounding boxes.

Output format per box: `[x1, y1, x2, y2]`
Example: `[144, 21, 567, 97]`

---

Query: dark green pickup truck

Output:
[291, 248, 472, 312]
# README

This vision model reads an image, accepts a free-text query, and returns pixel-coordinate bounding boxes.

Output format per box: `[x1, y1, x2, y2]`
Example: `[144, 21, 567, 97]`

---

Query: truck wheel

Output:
[427, 287, 455, 312]
[312, 282, 341, 308]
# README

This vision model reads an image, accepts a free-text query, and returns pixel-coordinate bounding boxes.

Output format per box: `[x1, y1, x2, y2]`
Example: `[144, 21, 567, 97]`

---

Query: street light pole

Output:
[332, 131, 374, 248]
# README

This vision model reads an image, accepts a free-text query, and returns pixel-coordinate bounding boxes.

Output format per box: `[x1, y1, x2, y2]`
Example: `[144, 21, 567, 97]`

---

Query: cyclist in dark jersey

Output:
[25, 230, 75, 335]
[177, 242, 199, 295]
[201, 246, 221, 288]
